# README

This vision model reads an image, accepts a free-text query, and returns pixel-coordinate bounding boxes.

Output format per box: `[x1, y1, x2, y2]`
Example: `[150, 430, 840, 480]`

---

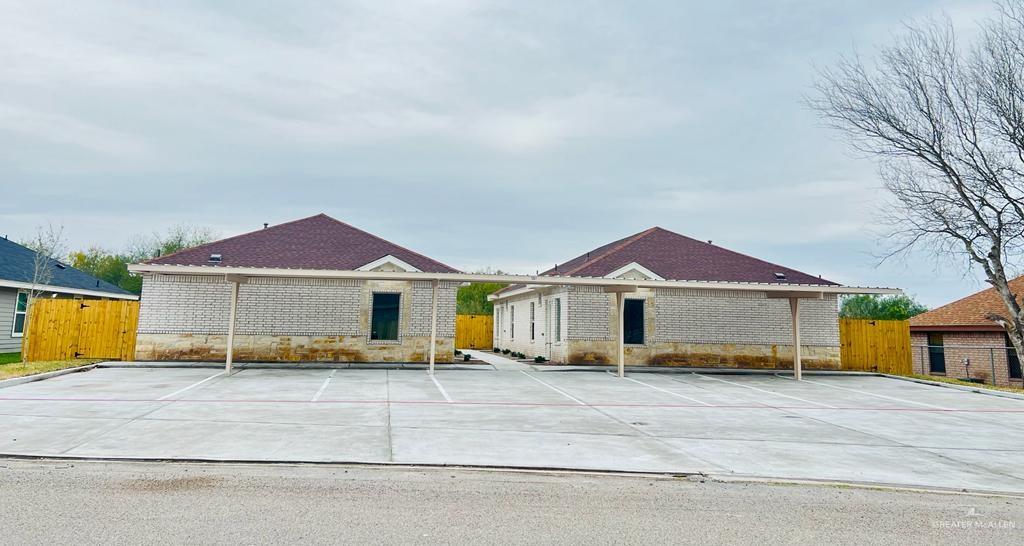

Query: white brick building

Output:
[490, 227, 842, 369]
[133, 214, 459, 363]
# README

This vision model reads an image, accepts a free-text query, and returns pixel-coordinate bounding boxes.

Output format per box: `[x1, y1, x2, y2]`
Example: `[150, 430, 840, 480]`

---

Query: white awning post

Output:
[602, 285, 637, 379]
[224, 274, 247, 375]
[225, 280, 240, 374]
[428, 279, 439, 375]
[617, 291, 626, 378]
[790, 297, 802, 381]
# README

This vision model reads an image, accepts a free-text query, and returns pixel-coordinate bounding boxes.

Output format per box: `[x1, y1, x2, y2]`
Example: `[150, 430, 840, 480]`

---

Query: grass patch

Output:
[0, 359, 101, 381]
[906, 374, 1024, 395]
[0, 352, 22, 365]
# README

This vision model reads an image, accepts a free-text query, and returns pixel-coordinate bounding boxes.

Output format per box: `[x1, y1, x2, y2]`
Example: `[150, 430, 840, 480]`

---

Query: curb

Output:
[1, 454, 1020, 498]
[96, 362, 492, 371]
[0, 364, 98, 390]
[533, 366, 881, 376]
[882, 374, 1024, 401]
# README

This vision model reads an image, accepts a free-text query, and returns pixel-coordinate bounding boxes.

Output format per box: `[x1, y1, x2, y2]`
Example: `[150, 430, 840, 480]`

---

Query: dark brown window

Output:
[1006, 333, 1022, 379]
[624, 299, 644, 345]
[370, 293, 400, 341]
[927, 333, 945, 374]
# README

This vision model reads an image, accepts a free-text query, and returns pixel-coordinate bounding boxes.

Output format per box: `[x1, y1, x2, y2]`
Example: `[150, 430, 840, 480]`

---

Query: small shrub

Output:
[502, 349, 511, 355]
[534, 356, 547, 363]
[463, 354, 471, 362]
[516, 352, 525, 359]
[454, 349, 462, 356]
[493, 347, 501, 353]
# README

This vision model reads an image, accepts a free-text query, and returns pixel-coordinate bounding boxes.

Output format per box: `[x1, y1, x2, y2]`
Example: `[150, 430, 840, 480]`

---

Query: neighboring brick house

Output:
[133, 214, 459, 363]
[489, 227, 842, 369]
[909, 277, 1024, 387]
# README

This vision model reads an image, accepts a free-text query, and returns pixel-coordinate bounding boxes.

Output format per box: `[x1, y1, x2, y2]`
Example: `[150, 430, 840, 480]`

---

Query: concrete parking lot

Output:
[1, 366, 1023, 493]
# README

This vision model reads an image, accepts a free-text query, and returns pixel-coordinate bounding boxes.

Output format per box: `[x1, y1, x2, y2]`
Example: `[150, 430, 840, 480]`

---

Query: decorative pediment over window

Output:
[356, 255, 423, 273]
[604, 262, 664, 281]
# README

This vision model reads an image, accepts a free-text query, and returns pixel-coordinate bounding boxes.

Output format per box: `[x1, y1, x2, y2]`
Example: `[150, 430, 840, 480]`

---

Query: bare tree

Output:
[20, 223, 68, 362]
[124, 223, 219, 262]
[810, 2, 1024, 359]
[23, 222, 68, 301]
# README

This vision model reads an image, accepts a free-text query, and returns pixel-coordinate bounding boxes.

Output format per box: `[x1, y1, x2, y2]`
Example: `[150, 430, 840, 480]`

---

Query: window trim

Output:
[368, 291, 402, 344]
[510, 304, 515, 340]
[623, 298, 645, 346]
[11, 290, 27, 338]
[554, 298, 562, 343]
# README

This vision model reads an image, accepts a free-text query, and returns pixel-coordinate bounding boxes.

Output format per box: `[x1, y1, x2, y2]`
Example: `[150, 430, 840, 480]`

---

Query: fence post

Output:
[990, 348, 996, 386]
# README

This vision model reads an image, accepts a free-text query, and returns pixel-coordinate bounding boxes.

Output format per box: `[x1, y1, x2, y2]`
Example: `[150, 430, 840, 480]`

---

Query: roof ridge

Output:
[644, 226, 833, 283]
[554, 227, 660, 276]
[317, 215, 459, 273]
[910, 275, 1024, 324]
[144, 213, 326, 265]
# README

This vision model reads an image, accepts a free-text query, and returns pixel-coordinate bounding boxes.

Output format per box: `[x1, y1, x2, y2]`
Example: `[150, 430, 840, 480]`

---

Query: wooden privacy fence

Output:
[455, 314, 493, 350]
[839, 318, 912, 375]
[22, 299, 139, 362]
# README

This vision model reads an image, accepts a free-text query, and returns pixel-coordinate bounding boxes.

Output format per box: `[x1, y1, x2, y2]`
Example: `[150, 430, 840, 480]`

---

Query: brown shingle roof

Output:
[495, 227, 835, 296]
[909, 276, 1024, 330]
[146, 213, 459, 273]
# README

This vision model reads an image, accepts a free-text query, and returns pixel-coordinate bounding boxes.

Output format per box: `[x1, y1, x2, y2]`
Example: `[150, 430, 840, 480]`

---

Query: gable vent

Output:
[208, 253, 223, 263]
[773, 272, 787, 280]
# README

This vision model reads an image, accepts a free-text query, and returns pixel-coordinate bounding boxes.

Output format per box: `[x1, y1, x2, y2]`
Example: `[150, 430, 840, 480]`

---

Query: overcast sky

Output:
[0, 0, 1004, 306]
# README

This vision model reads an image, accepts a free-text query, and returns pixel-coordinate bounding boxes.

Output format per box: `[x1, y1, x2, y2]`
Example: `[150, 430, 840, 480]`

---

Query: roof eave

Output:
[909, 324, 1005, 332]
[0, 279, 138, 300]
[130, 263, 899, 296]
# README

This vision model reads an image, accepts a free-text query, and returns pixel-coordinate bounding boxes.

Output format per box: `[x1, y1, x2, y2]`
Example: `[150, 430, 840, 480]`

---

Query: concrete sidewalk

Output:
[462, 349, 532, 371]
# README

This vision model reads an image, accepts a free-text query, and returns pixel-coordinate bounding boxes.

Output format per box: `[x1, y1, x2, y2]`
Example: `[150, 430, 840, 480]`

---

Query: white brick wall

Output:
[652, 288, 839, 346]
[138, 275, 457, 338]
[138, 275, 232, 334]
[567, 286, 612, 341]
[408, 281, 458, 338]
[237, 277, 362, 335]
[491, 285, 839, 351]
[492, 287, 570, 360]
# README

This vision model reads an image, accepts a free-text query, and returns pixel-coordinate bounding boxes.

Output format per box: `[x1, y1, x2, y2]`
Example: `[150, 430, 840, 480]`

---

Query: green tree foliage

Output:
[456, 269, 508, 315]
[68, 224, 217, 294]
[68, 247, 142, 293]
[840, 295, 928, 321]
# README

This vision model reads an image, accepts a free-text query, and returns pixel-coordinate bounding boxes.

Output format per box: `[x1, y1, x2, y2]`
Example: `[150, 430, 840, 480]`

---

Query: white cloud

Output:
[0, 0, 1001, 307]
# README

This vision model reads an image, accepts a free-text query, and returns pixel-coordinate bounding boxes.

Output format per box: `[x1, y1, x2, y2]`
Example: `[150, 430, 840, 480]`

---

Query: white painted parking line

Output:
[311, 370, 336, 402]
[693, 373, 838, 409]
[774, 374, 950, 410]
[622, 375, 713, 406]
[156, 371, 225, 401]
[521, 372, 587, 406]
[430, 374, 453, 403]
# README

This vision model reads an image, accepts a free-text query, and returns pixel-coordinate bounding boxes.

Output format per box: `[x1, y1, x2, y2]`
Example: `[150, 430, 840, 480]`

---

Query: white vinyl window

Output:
[529, 302, 535, 341]
[12, 291, 27, 337]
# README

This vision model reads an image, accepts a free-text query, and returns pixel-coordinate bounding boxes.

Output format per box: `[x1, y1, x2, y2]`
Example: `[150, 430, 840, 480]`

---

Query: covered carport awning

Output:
[128, 264, 901, 379]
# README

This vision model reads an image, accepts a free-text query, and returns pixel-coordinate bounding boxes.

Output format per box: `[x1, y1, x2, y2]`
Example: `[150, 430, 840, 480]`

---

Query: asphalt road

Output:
[0, 459, 1020, 545]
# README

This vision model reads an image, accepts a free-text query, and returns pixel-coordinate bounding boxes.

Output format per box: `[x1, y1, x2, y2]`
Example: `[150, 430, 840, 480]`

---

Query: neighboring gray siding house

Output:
[0, 237, 137, 354]
[490, 227, 841, 369]
[133, 214, 460, 363]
